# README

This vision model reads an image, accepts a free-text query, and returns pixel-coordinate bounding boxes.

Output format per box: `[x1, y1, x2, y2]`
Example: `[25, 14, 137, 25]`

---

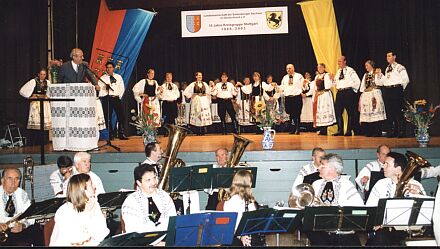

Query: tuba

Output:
[288, 183, 323, 209]
[226, 134, 253, 167]
[158, 124, 191, 192]
[395, 151, 431, 197]
[218, 135, 253, 200]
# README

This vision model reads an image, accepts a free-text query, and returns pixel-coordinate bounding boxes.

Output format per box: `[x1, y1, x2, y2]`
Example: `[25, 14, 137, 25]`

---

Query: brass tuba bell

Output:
[158, 124, 191, 192]
[226, 134, 253, 167]
[288, 183, 323, 209]
[395, 151, 431, 197]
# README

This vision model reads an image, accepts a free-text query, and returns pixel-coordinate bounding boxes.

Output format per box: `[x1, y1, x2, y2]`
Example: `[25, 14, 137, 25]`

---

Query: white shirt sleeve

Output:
[49, 170, 63, 196]
[132, 79, 145, 103]
[19, 79, 36, 98]
[434, 183, 440, 246]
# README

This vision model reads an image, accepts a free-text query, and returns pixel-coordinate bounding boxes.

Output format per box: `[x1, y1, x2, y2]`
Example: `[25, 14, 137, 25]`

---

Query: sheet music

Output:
[416, 200, 434, 225]
[383, 199, 413, 226]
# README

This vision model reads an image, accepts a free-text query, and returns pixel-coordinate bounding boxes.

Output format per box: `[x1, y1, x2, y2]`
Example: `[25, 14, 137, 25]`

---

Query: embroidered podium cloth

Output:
[47, 83, 99, 151]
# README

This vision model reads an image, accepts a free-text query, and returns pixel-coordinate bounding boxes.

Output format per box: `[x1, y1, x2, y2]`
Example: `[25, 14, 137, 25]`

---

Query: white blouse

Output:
[50, 201, 109, 246]
[223, 194, 257, 231]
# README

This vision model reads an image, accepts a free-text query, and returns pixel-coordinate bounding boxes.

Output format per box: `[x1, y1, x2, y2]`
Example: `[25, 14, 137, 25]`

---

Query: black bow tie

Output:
[386, 65, 393, 73]
[5, 195, 15, 217]
[109, 75, 117, 84]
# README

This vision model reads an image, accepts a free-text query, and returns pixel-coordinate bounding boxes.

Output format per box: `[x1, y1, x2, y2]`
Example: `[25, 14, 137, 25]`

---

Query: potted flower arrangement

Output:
[253, 100, 279, 149]
[404, 99, 440, 147]
[48, 59, 63, 83]
[130, 104, 161, 145]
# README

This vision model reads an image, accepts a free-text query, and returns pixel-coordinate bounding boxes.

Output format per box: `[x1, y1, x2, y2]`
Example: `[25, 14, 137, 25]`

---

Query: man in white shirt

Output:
[211, 72, 239, 135]
[365, 152, 425, 246]
[331, 56, 361, 136]
[62, 152, 105, 196]
[205, 148, 228, 210]
[280, 64, 305, 134]
[291, 147, 325, 191]
[382, 52, 410, 138]
[0, 168, 43, 246]
[355, 144, 390, 200]
[99, 61, 128, 140]
[143, 142, 164, 176]
[49, 156, 74, 196]
[308, 153, 363, 246]
[121, 164, 176, 235]
[159, 72, 180, 130]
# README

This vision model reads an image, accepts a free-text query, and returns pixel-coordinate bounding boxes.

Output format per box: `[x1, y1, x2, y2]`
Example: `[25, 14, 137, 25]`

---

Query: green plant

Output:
[404, 99, 440, 129]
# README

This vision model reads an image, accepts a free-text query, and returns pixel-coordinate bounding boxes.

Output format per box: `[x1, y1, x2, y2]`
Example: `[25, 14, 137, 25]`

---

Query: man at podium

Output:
[59, 48, 98, 87]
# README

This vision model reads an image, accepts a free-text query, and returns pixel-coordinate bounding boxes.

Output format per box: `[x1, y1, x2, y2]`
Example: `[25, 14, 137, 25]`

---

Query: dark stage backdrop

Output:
[2, 0, 440, 135]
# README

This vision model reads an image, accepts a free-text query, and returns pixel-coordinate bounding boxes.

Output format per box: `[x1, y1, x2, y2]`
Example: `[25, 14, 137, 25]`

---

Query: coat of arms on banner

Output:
[186, 15, 202, 33]
[266, 11, 282, 29]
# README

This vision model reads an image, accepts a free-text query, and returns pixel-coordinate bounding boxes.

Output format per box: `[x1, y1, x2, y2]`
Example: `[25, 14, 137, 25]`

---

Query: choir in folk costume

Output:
[236, 77, 253, 126]
[359, 60, 386, 137]
[19, 69, 52, 130]
[310, 64, 336, 135]
[132, 69, 162, 126]
[183, 72, 212, 134]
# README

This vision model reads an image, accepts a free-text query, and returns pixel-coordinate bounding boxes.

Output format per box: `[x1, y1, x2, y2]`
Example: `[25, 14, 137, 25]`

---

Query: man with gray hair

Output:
[308, 153, 363, 246]
[62, 152, 105, 196]
[312, 153, 363, 206]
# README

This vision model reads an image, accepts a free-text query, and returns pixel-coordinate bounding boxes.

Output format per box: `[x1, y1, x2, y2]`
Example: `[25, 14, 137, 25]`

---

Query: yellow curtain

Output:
[298, 0, 347, 134]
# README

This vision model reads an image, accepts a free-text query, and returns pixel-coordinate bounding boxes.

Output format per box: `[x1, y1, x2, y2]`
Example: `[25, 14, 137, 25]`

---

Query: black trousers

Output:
[382, 86, 404, 135]
[334, 89, 357, 134]
[217, 98, 237, 123]
[307, 231, 361, 246]
[285, 95, 303, 122]
[101, 95, 126, 133]
[4, 223, 44, 246]
[162, 100, 178, 125]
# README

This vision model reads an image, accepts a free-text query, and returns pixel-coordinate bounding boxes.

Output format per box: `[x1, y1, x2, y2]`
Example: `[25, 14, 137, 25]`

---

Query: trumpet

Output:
[22, 156, 35, 203]
[0, 213, 23, 244]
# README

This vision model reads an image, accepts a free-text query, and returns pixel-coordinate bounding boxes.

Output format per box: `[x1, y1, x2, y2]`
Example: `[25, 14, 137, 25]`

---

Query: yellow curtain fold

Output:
[298, 0, 347, 134]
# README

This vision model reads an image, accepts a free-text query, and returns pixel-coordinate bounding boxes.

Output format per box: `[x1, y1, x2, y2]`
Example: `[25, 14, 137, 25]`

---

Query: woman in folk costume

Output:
[300, 72, 314, 124]
[183, 72, 212, 135]
[262, 74, 281, 108]
[311, 63, 336, 135]
[132, 69, 162, 127]
[19, 68, 52, 130]
[217, 170, 266, 246]
[250, 72, 269, 133]
[235, 76, 253, 126]
[359, 60, 386, 137]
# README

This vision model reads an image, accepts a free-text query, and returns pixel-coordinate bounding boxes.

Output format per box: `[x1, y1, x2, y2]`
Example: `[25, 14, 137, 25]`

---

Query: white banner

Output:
[181, 6, 288, 38]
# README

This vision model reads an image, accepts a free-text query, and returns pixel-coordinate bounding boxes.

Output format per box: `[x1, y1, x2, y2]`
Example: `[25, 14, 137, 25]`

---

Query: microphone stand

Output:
[83, 63, 121, 152]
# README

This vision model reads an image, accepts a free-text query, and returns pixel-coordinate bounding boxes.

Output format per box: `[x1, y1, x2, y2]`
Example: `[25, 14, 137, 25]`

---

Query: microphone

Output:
[81, 61, 90, 68]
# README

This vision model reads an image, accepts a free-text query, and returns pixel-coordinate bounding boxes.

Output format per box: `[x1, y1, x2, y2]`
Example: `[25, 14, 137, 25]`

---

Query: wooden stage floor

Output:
[2, 132, 440, 154]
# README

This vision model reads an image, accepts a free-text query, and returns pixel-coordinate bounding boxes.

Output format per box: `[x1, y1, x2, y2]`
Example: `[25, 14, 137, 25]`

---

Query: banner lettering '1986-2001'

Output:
[181, 6, 288, 38]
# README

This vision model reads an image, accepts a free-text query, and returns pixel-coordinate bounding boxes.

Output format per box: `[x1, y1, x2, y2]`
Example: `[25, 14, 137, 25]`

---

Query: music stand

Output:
[211, 167, 258, 189]
[170, 164, 213, 214]
[83, 62, 121, 152]
[165, 212, 237, 246]
[236, 207, 303, 246]
[303, 206, 376, 232]
[375, 197, 435, 227]
[97, 191, 134, 211]
[29, 97, 74, 164]
[98, 231, 166, 246]
[24, 197, 66, 223]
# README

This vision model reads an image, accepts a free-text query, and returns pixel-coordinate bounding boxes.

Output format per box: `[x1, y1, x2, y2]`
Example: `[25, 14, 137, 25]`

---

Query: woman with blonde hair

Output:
[217, 170, 266, 246]
[50, 173, 109, 246]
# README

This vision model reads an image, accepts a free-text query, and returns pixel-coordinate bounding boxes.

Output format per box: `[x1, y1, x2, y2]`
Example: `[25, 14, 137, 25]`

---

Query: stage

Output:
[2, 132, 440, 154]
